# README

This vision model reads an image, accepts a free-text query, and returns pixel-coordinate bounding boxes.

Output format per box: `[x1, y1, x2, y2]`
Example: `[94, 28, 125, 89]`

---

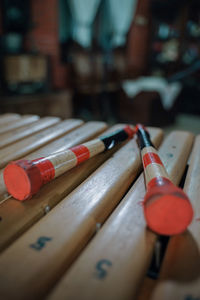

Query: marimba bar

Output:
[0, 118, 84, 168]
[0, 113, 20, 125]
[0, 116, 60, 149]
[0, 114, 39, 135]
[0, 114, 199, 300]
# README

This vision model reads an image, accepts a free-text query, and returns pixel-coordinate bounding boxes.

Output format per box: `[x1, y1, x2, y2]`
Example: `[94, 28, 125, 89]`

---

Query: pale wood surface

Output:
[0, 115, 39, 134]
[0, 117, 60, 149]
[0, 121, 108, 251]
[47, 131, 194, 300]
[0, 113, 20, 118]
[0, 113, 20, 124]
[150, 135, 200, 300]
[0, 119, 83, 168]
[0, 127, 163, 300]
[26, 121, 107, 159]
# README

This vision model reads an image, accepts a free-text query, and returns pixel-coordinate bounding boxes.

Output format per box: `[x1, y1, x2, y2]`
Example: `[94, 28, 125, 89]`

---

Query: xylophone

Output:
[0, 113, 199, 300]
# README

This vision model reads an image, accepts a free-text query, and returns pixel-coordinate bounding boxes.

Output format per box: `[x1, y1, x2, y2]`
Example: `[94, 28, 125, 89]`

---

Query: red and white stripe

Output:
[33, 139, 105, 183]
[141, 146, 169, 189]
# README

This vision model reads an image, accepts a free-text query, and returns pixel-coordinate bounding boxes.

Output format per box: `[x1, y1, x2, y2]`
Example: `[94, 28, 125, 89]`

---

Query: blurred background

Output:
[0, 0, 200, 133]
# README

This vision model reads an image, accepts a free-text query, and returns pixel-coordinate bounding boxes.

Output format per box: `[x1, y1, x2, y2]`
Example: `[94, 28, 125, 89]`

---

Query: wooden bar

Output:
[150, 135, 200, 300]
[46, 131, 194, 300]
[0, 127, 163, 300]
[0, 113, 20, 118]
[26, 121, 107, 159]
[0, 119, 83, 169]
[0, 121, 108, 251]
[0, 117, 60, 149]
[0, 115, 39, 134]
[0, 113, 20, 124]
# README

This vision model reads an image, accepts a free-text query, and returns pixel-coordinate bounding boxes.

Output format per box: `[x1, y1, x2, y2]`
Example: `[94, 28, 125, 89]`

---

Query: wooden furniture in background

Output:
[0, 90, 73, 119]
[3, 54, 48, 89]
[119, 90, 176, 126]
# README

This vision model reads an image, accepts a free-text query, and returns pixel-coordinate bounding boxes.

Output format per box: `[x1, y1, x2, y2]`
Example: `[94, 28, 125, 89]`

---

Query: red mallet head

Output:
[3, 158, 55, 201]
[143, 177, 194, 235]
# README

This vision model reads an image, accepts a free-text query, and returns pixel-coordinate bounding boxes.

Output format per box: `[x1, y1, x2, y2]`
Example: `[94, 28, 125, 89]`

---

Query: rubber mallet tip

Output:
[3, 160, 42, 201]
[143, 184, 194, 235]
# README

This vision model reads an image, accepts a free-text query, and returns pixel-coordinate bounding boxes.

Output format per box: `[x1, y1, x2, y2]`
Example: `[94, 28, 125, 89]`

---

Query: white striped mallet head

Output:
[3, 125, 135, 201]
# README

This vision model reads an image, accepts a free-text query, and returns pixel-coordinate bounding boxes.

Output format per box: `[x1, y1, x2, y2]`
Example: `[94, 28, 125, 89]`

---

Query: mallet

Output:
[135, 124, 193, 235]
[4, 125, 134, 201]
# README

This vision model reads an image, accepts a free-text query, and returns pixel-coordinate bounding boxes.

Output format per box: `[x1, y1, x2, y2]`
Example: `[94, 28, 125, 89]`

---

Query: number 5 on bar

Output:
[135, 124, 193, 235]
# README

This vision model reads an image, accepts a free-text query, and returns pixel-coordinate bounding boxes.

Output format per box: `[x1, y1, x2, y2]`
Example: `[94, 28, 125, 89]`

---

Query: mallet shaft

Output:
[135, 124, 193, 235]
[4, 125, 134, 201]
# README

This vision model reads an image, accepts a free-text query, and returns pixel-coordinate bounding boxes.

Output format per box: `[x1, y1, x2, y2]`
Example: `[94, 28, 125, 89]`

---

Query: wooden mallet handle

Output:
[3, 125, 134, 201]
[135, 124, 193, 235]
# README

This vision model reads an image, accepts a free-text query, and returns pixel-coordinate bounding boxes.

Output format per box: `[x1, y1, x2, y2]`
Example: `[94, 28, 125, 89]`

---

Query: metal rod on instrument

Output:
[3, 125, 135, 201]
[135, 124, 193, 235]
